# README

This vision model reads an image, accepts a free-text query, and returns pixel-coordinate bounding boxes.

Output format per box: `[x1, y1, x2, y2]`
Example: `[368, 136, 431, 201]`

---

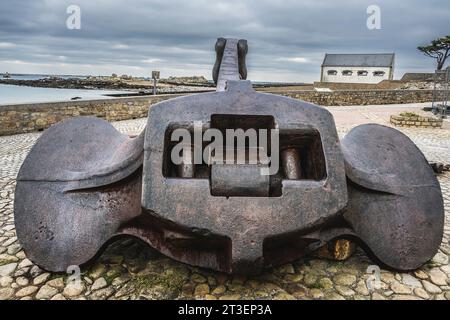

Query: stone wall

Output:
[278, 89, 443, 106]
[313, 80, 404, 90]
[390, 113, 443, 128]
[0, 94, 183, 136]
[0, 89, 447, 136]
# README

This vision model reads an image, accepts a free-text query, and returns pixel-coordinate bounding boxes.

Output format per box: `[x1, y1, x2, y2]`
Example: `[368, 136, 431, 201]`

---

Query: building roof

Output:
[322, 53, 395, 68]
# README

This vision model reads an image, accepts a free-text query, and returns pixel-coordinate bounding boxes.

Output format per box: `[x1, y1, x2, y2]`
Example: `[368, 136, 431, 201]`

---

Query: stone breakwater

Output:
[0, 89, 447, 136]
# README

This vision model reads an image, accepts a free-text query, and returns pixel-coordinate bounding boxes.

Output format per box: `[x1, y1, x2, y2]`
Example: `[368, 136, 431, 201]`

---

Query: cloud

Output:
[141, 58, 164, 63]
[277, 57, 309, 63]
[0, 0, 448, 82]
[112, 44, 130, 49]
[0, 42, 16, 48]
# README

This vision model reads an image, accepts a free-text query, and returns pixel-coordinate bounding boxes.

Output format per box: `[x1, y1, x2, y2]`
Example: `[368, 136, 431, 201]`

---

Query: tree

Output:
[418, 36, 450, 70]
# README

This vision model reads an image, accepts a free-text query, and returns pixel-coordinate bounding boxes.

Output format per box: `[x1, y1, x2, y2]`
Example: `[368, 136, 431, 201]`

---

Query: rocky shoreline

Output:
[0, 77, 215, 95]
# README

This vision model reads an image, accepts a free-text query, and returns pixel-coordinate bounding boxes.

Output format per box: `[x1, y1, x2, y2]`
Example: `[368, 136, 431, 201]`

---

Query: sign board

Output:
[152, 71, 160, 79]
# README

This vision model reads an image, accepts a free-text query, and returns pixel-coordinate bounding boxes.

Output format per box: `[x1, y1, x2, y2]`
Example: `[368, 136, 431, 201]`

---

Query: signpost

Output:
[152, 71, 160, 95]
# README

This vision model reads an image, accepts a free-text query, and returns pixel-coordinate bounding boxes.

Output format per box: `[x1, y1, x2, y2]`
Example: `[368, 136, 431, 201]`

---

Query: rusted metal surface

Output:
[14, 38, 444, 274]
[341, 124, 444, 270]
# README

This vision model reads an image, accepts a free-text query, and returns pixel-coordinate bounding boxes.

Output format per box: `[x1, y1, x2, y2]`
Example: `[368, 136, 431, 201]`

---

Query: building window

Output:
[342, 70, 353, 76]
[327, 70, 337, 76]
[373, 71, 385, 76]
[357, 70, 368, 76]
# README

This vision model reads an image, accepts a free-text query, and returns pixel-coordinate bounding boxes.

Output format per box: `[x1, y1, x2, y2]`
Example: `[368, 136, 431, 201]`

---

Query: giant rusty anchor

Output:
[14, 38, 444, 274]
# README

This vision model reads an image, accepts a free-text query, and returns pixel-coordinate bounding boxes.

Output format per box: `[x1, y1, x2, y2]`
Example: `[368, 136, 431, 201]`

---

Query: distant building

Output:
[321, 53, 395, 83]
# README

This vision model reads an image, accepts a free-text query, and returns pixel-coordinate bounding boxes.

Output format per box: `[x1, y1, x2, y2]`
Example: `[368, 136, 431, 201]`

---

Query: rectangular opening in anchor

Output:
[162, 115, 327, 197]
[279, 129, 327, 181]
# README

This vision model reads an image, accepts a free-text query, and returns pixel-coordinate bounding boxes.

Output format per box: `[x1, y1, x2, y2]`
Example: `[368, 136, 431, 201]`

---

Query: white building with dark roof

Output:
[320, 53, 395, 83]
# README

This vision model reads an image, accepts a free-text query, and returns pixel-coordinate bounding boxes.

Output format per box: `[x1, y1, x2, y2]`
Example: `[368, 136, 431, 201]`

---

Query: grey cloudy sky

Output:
[0, 0, 448, 82]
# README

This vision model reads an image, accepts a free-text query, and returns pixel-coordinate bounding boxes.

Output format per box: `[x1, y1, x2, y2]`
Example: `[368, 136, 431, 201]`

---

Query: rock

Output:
[205, 294, 217, 300]
[334, 273, 356, 286]
[434, 293, 446, 300]
[212, 285, 226, 295]
[303, 274, 317, 286]
[112, 275, 131, 287]
[429, 268, 447, 286]
[371, 292, 386, 300]
[292, 288, 307, 299]
[29, 265, 43, 277]
[16, 276, 29, 287]
[276, 264, 295, 274]
[90, 287, 114, 300]
[440, 265, 450, 274]
[422, 280, 442, 294]
[335, 285, 355, 297]
[324, 292, 345, 300]
[106, 266, 123, 279]
[194, 283, 210, 297]
[2, 237, 17, 247]
[191, 273, 207, 283]
[63, 282, 85, 297]
[91, 277, 108, 291]
[326, 266, 339, 274]
[15, 251, 26, 260]
[219, 294, 241, 300]
[15, 285, 38, 298]
[283, 274, 303, 282]
[181, 283, 194, 296]
[35, 284, 58, 299]
[414, 288, 429, 299]
[413, 270, 428, 280]
[0, 254, 18, 263]
[401, 274, 422, 288]
[390, 281, 413, 294]
[50, 294, 67, 300]
[18, 259, 33, 269]
[89, 264, 106, 279]
[432, 252, 448, 265]
[14, 268, 28, 277]
[355, 280, 369, 296]
[392, 295, 422, 300]
[0, 288, 14, 300]
[33, 273, 50, 285]
[318, 277, 334, 290]
[47, 278, 65, 289]
[115, 285, 134, 298]
[7, 244, 21, 255]
[0, 275, 13, 287]
[380, 272, 396, 284]
[309, 288, 324, 299]
[273, 292, 296, 300]
[0, 262, 17, 276]
[445, 291, 450, 300]
[84, 277, 93, 285]
[384, 290, 394, 297]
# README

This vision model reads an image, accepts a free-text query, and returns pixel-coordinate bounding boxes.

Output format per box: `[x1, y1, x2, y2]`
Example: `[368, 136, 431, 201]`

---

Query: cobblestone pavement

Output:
[0, 103, 449, 300]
